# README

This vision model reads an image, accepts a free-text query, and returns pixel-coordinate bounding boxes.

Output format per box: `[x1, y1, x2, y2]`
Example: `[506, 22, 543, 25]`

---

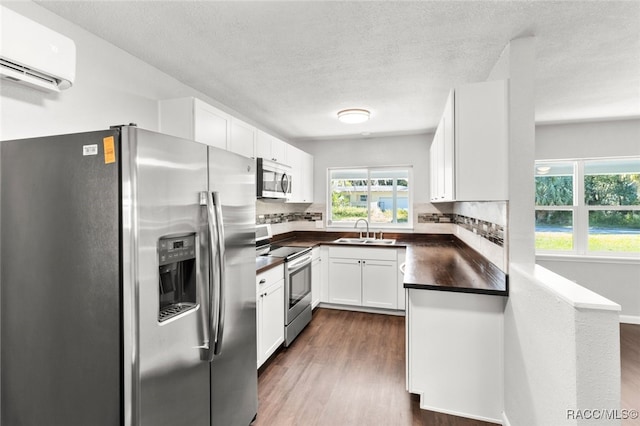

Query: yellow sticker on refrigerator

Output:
[103, 136, 116, 164]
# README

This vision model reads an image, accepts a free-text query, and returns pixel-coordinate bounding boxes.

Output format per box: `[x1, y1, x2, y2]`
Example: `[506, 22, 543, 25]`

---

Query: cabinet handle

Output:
[259, 278, 266, 284]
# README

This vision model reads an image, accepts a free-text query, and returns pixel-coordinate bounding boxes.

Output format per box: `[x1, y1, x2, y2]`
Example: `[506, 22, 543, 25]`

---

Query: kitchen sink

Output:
[333, 237, 396, 245]
[364, 239, 396, 245]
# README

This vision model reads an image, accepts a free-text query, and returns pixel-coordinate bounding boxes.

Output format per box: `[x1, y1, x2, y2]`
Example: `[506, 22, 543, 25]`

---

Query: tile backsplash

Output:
[417, 212, 504, 247]
[454, 214, 505, 247]
[256, 211, 323, 225]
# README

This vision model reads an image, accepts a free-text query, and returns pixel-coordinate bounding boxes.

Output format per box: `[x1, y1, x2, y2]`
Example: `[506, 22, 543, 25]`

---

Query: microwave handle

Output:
[281, 174, 290, 194]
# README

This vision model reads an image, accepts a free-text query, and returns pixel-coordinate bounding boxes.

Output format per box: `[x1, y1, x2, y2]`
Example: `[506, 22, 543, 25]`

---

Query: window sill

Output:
[536, 253, 640, 265]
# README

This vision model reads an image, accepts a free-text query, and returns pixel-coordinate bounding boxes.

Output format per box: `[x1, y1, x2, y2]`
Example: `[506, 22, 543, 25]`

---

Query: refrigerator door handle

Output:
[211, 191, 226, 356]
[202, 191, 220, 362]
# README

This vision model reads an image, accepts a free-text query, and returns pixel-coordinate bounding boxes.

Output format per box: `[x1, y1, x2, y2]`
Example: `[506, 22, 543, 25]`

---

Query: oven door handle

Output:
[287, 255, 312, 272]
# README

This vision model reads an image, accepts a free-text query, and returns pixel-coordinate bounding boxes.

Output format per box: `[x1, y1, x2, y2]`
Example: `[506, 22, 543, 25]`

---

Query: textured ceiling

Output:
[31, 1, 640, 141]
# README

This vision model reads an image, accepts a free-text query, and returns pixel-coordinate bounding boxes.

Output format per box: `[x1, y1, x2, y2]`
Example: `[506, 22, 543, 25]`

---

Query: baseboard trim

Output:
[620, 315, 640, 325]
[316, 303, 405, 316]
[419, 401, 502, 425]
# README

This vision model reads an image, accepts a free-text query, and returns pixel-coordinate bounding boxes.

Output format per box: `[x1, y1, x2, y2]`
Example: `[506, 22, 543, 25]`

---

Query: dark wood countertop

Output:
[402, 236, 508, 296]
[256, 231, 508, 296]
[256, 255, 284, 274]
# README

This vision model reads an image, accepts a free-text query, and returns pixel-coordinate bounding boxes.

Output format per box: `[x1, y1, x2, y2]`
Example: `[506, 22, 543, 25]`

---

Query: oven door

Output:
[285, 254, 312, 324]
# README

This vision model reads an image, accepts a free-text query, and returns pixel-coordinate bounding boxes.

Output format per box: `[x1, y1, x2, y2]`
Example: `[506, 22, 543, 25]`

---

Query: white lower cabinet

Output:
[311, 247, 321, 308]
[256, 265, 284, 368]
[327, 247, 398, 309]
[328, 258, 362, 305]
[362, 260, 397, 309]
[406, 288, 505, 422]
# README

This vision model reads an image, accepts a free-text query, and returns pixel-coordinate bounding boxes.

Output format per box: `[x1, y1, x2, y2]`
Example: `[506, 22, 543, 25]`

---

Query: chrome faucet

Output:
[354, 218, 370, 239]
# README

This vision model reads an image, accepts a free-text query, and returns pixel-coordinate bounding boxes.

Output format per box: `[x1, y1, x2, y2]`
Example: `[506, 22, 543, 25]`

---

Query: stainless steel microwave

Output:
[256, 158, 292, 200]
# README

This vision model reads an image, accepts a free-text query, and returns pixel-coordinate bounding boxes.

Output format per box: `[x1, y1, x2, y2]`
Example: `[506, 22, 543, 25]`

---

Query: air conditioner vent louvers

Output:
[1, 6, 76, 92]
[1, 58, 59, 85]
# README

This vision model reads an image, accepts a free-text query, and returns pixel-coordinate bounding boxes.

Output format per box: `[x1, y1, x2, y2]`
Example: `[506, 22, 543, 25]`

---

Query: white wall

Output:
[505, 265, 620, 426]
[296, 133, 431, 205]
[535, 119, 640, 321]
[499, 38, 622, 426]
[536, 257, 640, 322]
[537, 119, 640, 160]
[295, 133, 451, 233]
[0, 2, 267, 141]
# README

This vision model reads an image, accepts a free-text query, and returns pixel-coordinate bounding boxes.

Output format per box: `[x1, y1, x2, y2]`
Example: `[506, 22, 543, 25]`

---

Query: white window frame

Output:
[326, 166, 413, 229]
[535, 157, 640, 258]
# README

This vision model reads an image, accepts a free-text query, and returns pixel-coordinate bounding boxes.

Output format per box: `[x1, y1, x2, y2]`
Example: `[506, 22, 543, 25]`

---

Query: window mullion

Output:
[574, 160, 588, 255]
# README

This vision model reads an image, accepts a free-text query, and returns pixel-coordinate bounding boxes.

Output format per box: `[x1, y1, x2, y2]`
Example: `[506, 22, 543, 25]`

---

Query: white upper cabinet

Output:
[430, 80, 508, 202]
[229, 118, 256, 158]
[286, 145, 314, 203]
[159, 98, 314, 186]
[430, 91, 454, 202]
[301, 150, 314, 202]
[159, 97, 229, 150]
[255, 130, 287, 165]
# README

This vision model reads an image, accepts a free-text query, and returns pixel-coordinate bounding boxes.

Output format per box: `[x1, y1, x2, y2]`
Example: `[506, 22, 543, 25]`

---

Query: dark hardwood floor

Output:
[621, 323, 640, 426]
[253, 309, 640, 426]
[253, 308, 497, 426]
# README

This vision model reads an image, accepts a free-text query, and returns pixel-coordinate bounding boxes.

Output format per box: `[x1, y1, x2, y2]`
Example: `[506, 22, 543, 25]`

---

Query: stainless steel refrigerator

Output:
[0, 125, 258, 426]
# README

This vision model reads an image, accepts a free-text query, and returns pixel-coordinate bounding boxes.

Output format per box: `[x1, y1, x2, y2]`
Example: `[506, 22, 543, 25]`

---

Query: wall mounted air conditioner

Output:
[0, 5, 76, 92]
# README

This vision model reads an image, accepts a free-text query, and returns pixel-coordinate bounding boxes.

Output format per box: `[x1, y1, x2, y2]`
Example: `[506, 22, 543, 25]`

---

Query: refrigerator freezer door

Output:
[129, 128, 211, 426]
[1, 130, 122, 425]
[208, 147, 258, 426]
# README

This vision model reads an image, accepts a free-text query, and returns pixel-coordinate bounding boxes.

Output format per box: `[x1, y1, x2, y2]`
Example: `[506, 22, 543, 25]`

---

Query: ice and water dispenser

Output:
[158, 234, 197, 322]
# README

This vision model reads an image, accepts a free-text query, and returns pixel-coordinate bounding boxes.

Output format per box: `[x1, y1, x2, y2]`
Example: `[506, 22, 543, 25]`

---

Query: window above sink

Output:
[327, 166, 413, 230]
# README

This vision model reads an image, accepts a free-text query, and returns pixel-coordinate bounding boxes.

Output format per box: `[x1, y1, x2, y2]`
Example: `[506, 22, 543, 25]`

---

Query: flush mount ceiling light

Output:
[536, 166, 551, 175]
[337, 109, 370, 124]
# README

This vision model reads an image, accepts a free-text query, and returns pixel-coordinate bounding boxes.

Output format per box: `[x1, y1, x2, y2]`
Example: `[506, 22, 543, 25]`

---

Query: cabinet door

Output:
[271, 137, 287, 164]
[362, 260, 397, 309]
[301, 151, 314, 202]
[255, 130, 272, 159]
[430, 120, 444, 201]
[328, 258, 362, 305]
[430, 90, 454, 203]
[193, 99, 229, 150]
[311, 258, 321, 308]
[454, 80, 508, 201]
[441, 91, 455, 201]
[259, 280, 284, 365]
[229, 119, 255, 158]
[287, 145, 303, 202]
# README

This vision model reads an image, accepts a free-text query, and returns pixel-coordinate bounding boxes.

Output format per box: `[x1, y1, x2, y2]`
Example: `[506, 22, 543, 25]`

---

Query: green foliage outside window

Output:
[535, 159, 640, 254]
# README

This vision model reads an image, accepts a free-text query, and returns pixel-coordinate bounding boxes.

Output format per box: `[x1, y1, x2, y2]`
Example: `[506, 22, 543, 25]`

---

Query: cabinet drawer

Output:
[256, 264, 284, 289]
[329, 246, 397, 261]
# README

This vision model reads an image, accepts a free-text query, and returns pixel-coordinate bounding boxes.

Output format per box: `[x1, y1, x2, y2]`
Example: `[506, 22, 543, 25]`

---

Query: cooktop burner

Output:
[266, 245, 311, 260]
